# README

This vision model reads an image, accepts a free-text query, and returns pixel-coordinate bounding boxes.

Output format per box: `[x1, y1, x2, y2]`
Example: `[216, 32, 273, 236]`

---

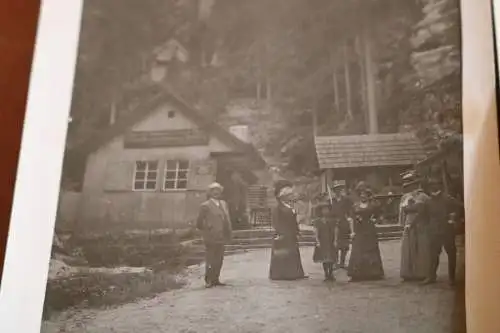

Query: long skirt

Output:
[347, 227, 384, 281]
[337, 220, 351, 251]
[400, 224, 431, 281]
[269, 236, 306, 280]
[313, 243, 337, 263]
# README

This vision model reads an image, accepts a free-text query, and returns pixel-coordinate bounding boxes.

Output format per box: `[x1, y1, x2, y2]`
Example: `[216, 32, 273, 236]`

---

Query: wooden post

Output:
[362, 29, 378, 134]
[343, 43, 353, 119]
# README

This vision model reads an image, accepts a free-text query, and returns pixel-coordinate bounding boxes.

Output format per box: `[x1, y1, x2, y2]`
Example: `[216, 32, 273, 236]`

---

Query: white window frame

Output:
[163, 159, 190, 191]
[133, 160, 159, 191]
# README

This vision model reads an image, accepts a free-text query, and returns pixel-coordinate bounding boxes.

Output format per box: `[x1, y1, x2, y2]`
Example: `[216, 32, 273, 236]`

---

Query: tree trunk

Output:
[109, 95, 117, 125]
[330, 49, 340, 114]
[356, 35, 369, 132]
[266, 77, 272, 102]
[343, 43, 353, 119]
[312, 95, 318, 137]
[362, 30, 379, 134]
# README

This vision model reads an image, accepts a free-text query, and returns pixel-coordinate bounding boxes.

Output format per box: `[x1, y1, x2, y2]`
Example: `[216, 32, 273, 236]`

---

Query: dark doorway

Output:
[216, 163, 249, 230]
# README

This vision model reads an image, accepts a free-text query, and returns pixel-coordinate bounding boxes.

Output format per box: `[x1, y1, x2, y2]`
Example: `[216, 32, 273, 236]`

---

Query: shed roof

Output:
[314, 133, 429, 169]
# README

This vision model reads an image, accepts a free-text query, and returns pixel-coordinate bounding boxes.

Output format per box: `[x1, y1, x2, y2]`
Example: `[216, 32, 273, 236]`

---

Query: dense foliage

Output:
[66, 0, 462, 180]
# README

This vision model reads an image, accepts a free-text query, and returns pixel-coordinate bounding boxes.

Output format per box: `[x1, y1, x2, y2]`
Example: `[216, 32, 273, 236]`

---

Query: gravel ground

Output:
[41, 240, 457, 333]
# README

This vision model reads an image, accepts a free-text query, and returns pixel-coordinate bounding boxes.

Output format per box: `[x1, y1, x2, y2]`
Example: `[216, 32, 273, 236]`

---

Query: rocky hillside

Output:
[64, 0, 462, 187]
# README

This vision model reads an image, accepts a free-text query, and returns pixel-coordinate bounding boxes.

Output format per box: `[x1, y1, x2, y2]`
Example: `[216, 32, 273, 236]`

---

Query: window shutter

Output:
[103, 160, 135, 191]
[187, 158, 216, 190]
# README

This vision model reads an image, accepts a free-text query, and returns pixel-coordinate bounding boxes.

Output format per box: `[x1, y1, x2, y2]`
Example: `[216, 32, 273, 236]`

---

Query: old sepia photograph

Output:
[40, 0, 465, 332]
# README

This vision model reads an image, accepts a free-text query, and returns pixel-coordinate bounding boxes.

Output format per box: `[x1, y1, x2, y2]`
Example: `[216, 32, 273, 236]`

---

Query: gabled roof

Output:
[314, 133, 429, 169]
[73, 87, 265, 169]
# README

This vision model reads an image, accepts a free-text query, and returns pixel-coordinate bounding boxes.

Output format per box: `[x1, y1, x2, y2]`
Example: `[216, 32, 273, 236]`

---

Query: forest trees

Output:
[405, 0, 462, 147]
[201, 0, 428, 174]
[67, 0, 197, 148]
[66, 0, 462, 181]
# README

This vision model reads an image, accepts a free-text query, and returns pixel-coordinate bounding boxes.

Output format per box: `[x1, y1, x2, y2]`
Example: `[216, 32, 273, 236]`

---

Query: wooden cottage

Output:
[73, 89, 265, 231]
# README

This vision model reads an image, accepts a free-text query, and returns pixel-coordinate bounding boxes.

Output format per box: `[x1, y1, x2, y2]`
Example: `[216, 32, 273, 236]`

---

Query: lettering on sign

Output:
[124, 129, 209, 148]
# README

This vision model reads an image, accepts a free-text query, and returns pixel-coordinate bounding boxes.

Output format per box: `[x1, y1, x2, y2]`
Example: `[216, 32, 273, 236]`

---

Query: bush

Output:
[70, 229, 195, 268]
[42, 228, 200, 318]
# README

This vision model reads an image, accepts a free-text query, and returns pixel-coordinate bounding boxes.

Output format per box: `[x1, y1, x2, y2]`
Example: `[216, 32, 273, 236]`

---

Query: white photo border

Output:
[0, 0, 499, 331]
[0, 0, 83, 332]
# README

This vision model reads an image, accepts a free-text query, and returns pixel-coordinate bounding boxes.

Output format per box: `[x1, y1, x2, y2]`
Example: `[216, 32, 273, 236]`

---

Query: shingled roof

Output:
[314, 133, 429, 169]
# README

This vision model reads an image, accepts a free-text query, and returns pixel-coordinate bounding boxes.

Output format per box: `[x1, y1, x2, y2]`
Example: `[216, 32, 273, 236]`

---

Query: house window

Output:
[164, 160, 189, 190]
[133, 160, 159, 191]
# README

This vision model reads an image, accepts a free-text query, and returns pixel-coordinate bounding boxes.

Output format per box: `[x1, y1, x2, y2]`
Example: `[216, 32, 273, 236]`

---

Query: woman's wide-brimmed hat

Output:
[355, 181, 370, 194]
[401, 169, 423, 188]
[274, 179, 293, 198]
[208, 182, 224, 191]
[331, 180, 346, 189]
[277, 186, 294, 198]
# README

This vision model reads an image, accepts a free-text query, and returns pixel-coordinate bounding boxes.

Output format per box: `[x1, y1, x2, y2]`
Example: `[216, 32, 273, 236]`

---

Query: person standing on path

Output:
[347, 182, 384, 282]
[422, 179, 464, 285]
[328, 180, 353, 269]
[313, 202, 339, 281]
[196, 182, 232, 288]
[399, 171, 432, 282]
[269, 180, 308, 280]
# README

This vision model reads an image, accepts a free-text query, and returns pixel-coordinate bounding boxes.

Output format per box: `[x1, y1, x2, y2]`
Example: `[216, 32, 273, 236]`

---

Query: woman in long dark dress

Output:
[269, 181, 307, 280]
[347, 182, 384, 281]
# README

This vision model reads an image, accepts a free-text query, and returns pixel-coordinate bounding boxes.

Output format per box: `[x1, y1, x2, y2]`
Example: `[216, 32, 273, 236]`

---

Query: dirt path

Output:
[41, 240, 456, 333]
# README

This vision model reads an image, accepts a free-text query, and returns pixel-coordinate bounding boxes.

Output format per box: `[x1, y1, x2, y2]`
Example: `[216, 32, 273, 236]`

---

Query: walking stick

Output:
[326, 185, 333, 206]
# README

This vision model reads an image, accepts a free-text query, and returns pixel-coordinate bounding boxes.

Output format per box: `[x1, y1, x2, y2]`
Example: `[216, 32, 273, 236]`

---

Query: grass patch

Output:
[43, 268, 186, 319]
[43, 227, 201, 319]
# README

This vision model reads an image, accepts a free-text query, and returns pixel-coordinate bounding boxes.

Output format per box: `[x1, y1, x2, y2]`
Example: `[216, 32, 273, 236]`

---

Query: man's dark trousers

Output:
[205, 242, 225, 284]
[429, 230, 456, 282]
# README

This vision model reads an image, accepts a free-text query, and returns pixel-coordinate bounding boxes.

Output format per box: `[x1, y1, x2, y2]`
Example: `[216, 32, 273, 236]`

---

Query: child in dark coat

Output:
[313, 203, 338, 281]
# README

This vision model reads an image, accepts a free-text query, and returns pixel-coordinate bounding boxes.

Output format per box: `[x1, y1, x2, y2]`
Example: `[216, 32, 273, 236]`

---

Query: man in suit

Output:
[423, 179, 463, 285]
[196, 182, 232, 288]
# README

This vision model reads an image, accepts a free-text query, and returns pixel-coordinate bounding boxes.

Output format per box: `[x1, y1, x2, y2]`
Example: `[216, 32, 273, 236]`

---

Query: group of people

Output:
[399, 171, 463, 285]
[195, 172, 463, 288]
[269, 179, 384, 282]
